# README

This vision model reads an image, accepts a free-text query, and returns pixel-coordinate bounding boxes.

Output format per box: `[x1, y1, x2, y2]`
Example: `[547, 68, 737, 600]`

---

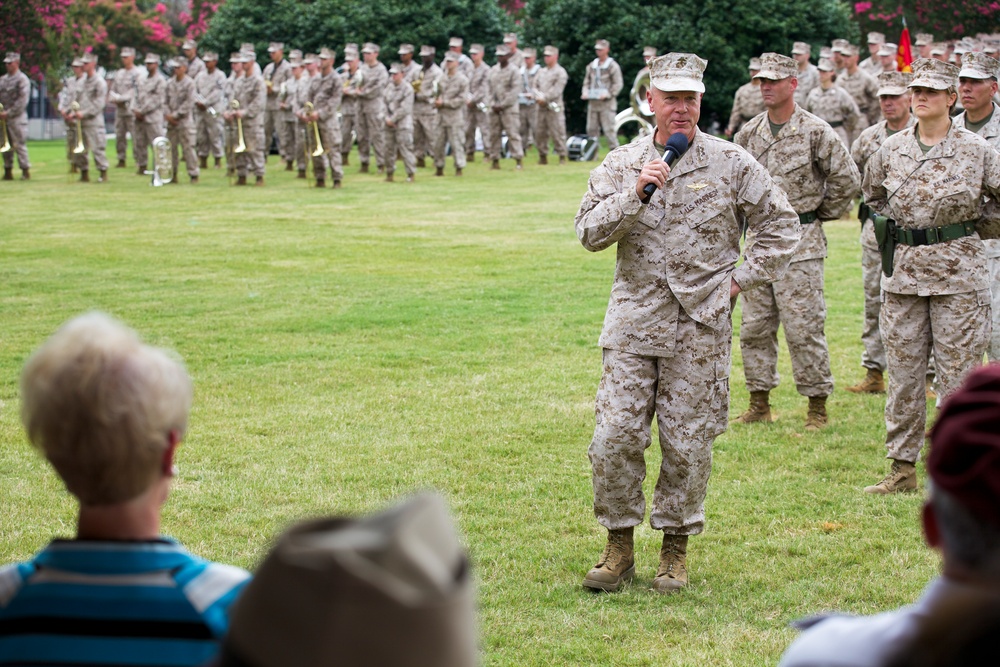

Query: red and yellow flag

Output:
[898, 18, 914, 72]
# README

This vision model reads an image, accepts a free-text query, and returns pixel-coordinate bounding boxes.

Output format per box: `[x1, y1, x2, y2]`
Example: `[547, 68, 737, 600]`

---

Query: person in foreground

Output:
[574, 52, 800, 594]
[214, 492, 478, 667]
[779, 363, 1000, 667]
[0, 312, 250, 666]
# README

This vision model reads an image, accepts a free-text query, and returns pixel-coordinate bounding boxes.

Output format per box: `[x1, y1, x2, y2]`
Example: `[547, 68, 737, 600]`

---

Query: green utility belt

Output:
[798, 211, 818, 225]
[873, 216, 978, 277]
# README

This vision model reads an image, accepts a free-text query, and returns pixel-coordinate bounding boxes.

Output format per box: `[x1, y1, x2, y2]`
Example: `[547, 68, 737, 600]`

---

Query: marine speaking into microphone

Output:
[641, 132, 688, 198]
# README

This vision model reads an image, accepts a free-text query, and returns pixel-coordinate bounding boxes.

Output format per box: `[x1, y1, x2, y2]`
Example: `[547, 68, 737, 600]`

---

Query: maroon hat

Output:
[928, 363, 1000, 526]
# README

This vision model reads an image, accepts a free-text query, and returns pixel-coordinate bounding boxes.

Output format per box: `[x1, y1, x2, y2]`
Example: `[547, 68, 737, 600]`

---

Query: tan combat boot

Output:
[359, 163, 369, 174]
[491, 159, 500, 170]
[539, 155, 548, 165]
[582, 527, 635, 592]
[846, 368, 885, 394]
[651, 533, 688, 594]
[805, 396, 828, 431]
[3, 168, 12, 181]
[733, 390, 773, 424]
[199, 156, 208, 169]
[864, 460, 917, 494]
[435, 166, 444, 176]
[416, 157, 426, 168]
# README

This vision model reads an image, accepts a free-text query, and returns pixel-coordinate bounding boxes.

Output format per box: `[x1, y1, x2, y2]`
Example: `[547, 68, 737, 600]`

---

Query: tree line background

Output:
[4, 0, 999, 133]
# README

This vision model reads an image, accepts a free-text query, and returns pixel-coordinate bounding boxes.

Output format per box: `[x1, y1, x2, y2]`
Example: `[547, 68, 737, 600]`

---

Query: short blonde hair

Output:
[20, 313, 193, 505]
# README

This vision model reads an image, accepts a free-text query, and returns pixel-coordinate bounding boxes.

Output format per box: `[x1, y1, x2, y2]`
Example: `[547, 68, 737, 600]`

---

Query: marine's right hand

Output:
[636, 159, 670, 202]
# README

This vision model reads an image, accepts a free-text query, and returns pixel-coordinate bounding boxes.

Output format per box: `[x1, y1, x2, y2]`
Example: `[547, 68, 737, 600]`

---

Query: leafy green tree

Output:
[200, 0, 512, 65]
[520, 0, 855, 133]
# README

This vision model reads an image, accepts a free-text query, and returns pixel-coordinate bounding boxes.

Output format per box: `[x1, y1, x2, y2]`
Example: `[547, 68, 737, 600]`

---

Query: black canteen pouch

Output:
[872, 214, 896, 278]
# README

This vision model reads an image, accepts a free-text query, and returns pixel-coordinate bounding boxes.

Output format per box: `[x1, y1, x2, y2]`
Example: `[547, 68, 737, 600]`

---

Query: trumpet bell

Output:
[0, 103, 10, 153]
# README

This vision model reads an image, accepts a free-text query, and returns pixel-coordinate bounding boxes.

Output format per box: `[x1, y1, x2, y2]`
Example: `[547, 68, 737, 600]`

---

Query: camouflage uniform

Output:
[165, 72, 199, 179]
[306, 67, 344, 184]
[291, 68, 315, 172]
[955, 102, 1000, 360]
[805, 84, 860, 147]
[262, 56, 292, 162]
[133, 68, 166, 171]
[850, 115, 916, 375]
[487, 59, 523, 162]
[357, 55, 388, 170]
[734, 105, 861, 400]
[107, 63, 142, 166]
[726, 82, 764, 136]
[339, 59, 361, 165]
[0, 63, 31, 172]
[794, 63, 820, 106]
[863, 122, 1000, 463]
[839, 68, 881, 129]
[384, 76, 416, 178]
[194, 66, 226, 161]
[58, 73, 84, 169]
[433, 67, 468, 171]
[235, 71, 266, 179]
[465, 56, 491, 159]
[185, 54, 206, 81]
[576, 130, 799, 533]
[582, 56, 623, 148]
[74, 70, 109, 174]
[518, 58, 540, 148]
[409, 61, 442, 164]
[534, 58, 568, 159]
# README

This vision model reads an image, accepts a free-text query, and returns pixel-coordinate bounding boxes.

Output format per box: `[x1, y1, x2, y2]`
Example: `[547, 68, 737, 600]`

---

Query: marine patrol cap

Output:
[449, 37, 463, 48]
[543, 45, 559, 57]
[288, 49, 302, 61]
[240, 43, 256, 53]
[398, 44, 414, 56]
[817, 58, 835, 72]
[120, 47, 136, 58]
[915, 33, 934, 46]
[202, 52, 218, 62]
[443, 51, 460, 63]
[840, 43, 860, 57]
[81, 52, 98, 64]
[594, 39, 610, 51]
[643, 46, 657, 58]
[495, 44, 511, 57]
[3, 52, 20, 63]
[503, 33, 518, 43]
[388, 62, 404, 75]
[831, 39, 851, 54]
[182, 39, 197, 50]
[877, 70, 912, 95]
[748, 57, 761, 71]
[469, 44, 484, 55]
[303, 53, 318, 65]
[753, 52, 797, 80]
[819, 46, 833, 59]
[343, 49, 358, 62]
[361, 42, 379, 54]
[908, 57, 959, 90]
[318, 47, 335, 61]
[930, 43, 948, 56]
[522, 47, 536, 59]
[145, 52, 162, 65]
[791, 41, 811, 55]
[164, 57, 178, 69]
[878, 43, 897, 57]
[267, 42, 284, 53]
[867, 32, 886, 45]
[419, 45, 436, 57]
[228, 52, 244, 64]
[71, 57, 84, 67]
[649, 52, 707, 93]
[960, 51, 1000, 80]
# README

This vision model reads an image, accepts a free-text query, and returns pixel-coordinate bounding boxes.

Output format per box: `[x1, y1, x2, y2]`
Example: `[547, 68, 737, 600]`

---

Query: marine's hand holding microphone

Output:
[637, 133, 690, 201]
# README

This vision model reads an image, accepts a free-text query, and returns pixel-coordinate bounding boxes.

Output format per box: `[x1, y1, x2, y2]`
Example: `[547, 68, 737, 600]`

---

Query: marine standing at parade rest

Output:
[305, 48, 344, 189]
[338, 45, 360, 168]
[410, 45, 442, 169]
[862, 58, 1000, 494]
[792, 42, 820, 105]
[725, 57, 764, 138]
[59, 58, 85, 172]
[847, 70, 915, 396]
[447, 37, 474, 80]
[915, 33, 935, 60]
[518, 48, 540, 150]
[464, 44, 491, 163]
[486, 45, 523, 170]
[164, 58, 199, 184]
[503, 33, 524, 69]
[0, 52, 31, 180]
[859, 32, 885, 77]
[352, 43, 388, 174]
[582, 39, 624, 152]
[433, 51, 469, 176]
[533, 45, 569, 165]
[74, 53, 110, 182]
[805, 57, 861, 147]
[262, 42, 293, 169]
[576, 52, 799, 595]
[132, 53, 166, 176]
[107, 47, 142, 169]
[194, 52, 226, 169]
[955, 52, 1000, 360]
[228, 53, 266, 186]
[182, 40, 205, 80]
[733, 53, 860, 430]
[383, 62, 416, 183]
[838, 43, 882, 130]
[292, 53, 318, 178]
[222, 52, 242, 176]
[878, 43, 899, 73]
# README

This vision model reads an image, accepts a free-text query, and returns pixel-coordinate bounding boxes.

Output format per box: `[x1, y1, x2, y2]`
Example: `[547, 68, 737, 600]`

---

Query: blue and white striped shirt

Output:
[0, 538, 250, 666]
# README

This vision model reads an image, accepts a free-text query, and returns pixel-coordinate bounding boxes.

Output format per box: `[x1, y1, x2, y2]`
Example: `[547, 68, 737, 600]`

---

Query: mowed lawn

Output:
[0, 140, 937, 665]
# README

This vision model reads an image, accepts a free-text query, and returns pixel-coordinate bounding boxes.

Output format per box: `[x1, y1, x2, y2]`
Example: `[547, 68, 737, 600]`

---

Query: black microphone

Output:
[642, 132, 689, 198]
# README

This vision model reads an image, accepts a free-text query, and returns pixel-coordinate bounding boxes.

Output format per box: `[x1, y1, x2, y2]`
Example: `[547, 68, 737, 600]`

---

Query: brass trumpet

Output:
[304, 101, 324, 157]
[0, 103, 10, 153]
[232, 100, 247, 154]
[70, 101, 85, 154]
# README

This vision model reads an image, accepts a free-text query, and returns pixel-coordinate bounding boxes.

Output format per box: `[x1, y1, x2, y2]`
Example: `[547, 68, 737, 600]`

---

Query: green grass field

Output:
[0, 140, 937, 665]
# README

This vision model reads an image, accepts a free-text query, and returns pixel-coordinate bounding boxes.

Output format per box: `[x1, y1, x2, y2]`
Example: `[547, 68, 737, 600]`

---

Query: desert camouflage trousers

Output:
[589, 308, 731, 535]
[535, 107, 567, 158]
[860, 221, 887, 371]
[487, 107, 523, 161]
[2, 116, 29, 169]
[586, 103, 617, 149]
[740, 258, 834, 397]
[986, 240, 1000, 361]
[114, 111, 134, 163]
[433, 118, 466, 169]
[413, 111, 438, 161]
[384, 125, 415, 177]
[465, 107, 490, 156]
[882, 289, 990, 463]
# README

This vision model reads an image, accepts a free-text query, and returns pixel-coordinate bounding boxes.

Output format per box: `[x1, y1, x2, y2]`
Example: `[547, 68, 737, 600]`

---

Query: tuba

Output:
[145, 136, 173, 186]
[0, 104, 10, 153]
[613, 68, 654, 139]
[70, 101, 86, 154]
[304, 101, 324, 156]
[232, 100, 247, 153]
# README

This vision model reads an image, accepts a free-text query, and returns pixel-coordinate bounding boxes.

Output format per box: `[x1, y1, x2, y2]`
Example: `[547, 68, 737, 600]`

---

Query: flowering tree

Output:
[853, 1, 1000, 40]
